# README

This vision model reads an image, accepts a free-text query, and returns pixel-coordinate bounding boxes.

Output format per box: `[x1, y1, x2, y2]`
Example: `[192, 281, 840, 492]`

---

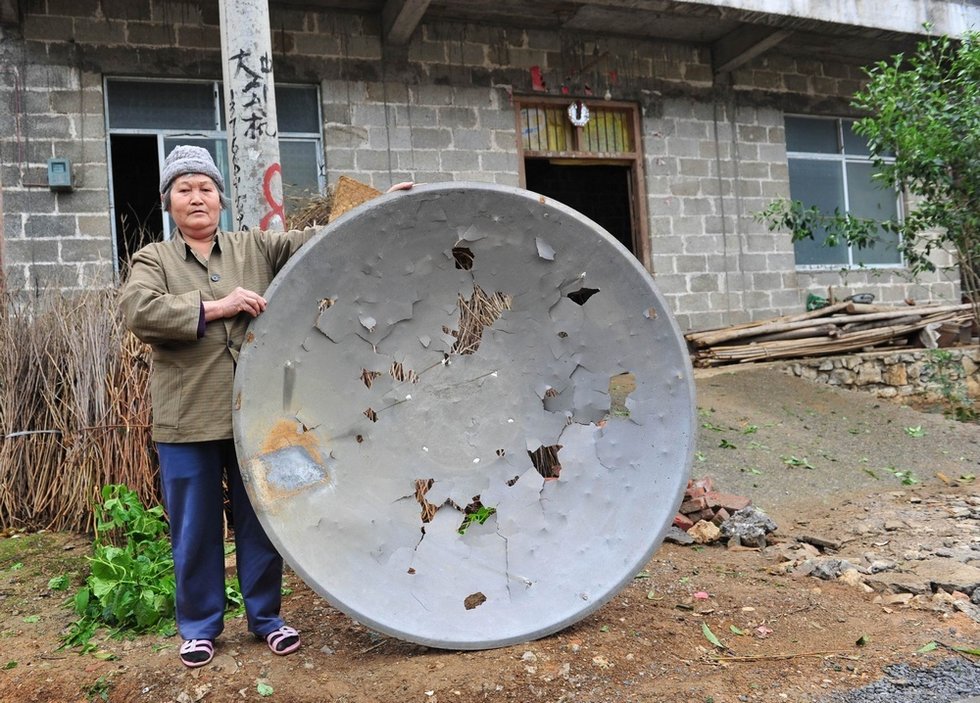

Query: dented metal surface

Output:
[232, 182, 696, 649]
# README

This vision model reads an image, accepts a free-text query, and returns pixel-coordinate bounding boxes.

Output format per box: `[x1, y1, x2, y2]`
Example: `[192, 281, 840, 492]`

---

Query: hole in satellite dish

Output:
[355, 434, 364, 443]
[542, 386, 563, 413]
[415, 478, 437, 523]
[464, 592, 487, 610]
[363, 407, 378, 422]
[458, 497, 495, 534]
[360, 369, 381, 389]
[390, 361, 419, 383]
[506, 475, 520, 486]
[528, 444, 563, 479]
[495, 448, 505, 457]
[608, 372, 635, 418]
[450, 285, 513, 355]
[407, 567, 416, 575]
[318, 297, 335, 311]
[557, 331, 568, 338]
[453, 246, 475, 270]
[566, 287, 599, 305]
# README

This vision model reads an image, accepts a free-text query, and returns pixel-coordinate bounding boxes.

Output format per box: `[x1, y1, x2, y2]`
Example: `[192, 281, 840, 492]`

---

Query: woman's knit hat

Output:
[159, 145, 225, 195]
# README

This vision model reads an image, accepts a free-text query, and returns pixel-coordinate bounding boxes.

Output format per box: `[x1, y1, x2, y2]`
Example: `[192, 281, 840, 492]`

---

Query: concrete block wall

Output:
[0, 29, 115, 292]
[0, 2, 957, 332]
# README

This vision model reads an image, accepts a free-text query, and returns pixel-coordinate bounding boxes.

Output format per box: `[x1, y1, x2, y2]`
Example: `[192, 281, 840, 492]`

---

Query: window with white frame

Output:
[786, 115, 902, 268]
[105, 78, 323, 264]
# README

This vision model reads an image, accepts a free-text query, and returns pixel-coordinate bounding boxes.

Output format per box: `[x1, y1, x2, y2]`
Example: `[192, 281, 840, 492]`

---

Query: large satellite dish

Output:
[233, 182, 695, 649]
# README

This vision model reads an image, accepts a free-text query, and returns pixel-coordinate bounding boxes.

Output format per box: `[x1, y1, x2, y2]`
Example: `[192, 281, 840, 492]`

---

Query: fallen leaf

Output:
[856, 634, 870, 647]
[730, 625, 745, 636]
[701, 622, 725, 649]
[755, 625, 773, 638]
[693, 591, 710, 600]
[916, 641, 938, 653]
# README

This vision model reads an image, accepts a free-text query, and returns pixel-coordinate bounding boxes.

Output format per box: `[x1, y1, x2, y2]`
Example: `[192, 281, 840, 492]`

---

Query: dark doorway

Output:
[524, 160, 636, 257]
[110, 135, 163, 270]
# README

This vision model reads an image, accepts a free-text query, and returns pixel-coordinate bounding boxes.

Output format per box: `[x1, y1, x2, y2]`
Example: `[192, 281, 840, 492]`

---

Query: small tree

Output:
[758, 30, 980, 323]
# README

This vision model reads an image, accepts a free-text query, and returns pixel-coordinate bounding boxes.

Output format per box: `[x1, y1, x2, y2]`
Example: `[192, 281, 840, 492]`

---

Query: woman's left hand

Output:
[386, 181, 414, 193]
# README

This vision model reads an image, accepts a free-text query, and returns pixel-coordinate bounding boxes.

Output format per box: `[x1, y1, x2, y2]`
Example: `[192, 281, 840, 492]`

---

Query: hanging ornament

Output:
[567, 100, 590, 127]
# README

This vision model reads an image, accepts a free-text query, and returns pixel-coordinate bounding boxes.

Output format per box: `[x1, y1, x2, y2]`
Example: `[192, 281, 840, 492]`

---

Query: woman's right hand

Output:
[204, 287, 267, 321]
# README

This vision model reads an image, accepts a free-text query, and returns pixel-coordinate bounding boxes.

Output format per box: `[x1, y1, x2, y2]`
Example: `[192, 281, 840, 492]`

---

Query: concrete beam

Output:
[382, 0, 431, 45]
[712, 25, 792, 75]
[0, 0, 20, 26]
[673, 0, 980, 37]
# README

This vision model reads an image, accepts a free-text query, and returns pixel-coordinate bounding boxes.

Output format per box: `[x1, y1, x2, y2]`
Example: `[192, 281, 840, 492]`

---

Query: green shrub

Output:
[62, 484, 176, 651]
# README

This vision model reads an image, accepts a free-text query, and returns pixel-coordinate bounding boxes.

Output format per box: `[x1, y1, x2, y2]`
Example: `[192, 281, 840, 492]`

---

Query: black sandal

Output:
[179, 639, 214, 668]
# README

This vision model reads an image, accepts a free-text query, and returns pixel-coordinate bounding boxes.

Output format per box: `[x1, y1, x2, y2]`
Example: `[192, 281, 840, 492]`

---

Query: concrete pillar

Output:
[218, 0, 284, 231]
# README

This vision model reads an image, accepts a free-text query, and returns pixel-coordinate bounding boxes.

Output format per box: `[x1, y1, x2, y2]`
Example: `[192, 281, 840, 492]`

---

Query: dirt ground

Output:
[1, 365, 978, 703]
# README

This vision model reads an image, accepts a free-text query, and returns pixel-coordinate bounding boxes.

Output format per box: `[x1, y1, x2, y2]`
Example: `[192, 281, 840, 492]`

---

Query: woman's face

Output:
[168, 174, 222, 239]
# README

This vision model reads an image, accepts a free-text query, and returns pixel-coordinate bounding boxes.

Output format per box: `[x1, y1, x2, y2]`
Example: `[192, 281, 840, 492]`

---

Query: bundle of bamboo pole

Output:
[686, 301, 975, 367]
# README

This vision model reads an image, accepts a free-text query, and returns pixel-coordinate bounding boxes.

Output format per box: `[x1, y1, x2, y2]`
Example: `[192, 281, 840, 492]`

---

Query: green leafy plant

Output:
[884, 466, 919, 485]
[781, 455, 815, 470]
[82, 675, 112, 702]
[756, 30, 980, 322]
[48, 574, 70, 591]
[62, 485, 177, 651]
[904, 425, 925, 437]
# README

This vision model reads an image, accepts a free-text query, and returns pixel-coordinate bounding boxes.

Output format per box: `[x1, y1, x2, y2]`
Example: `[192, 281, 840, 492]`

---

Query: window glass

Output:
[280, 140, 322, 205]
[107, 80, 216, 130]
[108, 78, 323, 254]
[841, 119, 871, 156]
[787, 115, 902, 268]
[788, 158, 849, 266]
[785, 116, 839, 154]
[846, 162, 901, 265]
[277, 86, 321, 133]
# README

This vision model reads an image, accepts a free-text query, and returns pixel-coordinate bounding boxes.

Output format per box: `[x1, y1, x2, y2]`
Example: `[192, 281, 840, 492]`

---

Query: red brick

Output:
[691, 476, 715, 492]
[711, 507, 731, 526]
[685, 484, 707, 499]
[673, 513, 695, 531]
[689, 508, 716, 523]
[680, 496, 708, 513]
[705, 491, 751, 512]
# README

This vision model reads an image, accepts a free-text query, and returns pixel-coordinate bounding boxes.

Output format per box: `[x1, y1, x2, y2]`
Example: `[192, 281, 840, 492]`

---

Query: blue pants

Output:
[157, 439, 284, 641]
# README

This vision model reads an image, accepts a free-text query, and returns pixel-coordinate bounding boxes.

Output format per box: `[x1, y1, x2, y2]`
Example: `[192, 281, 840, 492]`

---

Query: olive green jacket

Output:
[121, 227, 315, 443]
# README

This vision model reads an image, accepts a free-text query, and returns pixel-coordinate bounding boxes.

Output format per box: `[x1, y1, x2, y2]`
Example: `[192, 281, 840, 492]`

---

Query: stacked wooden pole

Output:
[686, 302, 975, 367]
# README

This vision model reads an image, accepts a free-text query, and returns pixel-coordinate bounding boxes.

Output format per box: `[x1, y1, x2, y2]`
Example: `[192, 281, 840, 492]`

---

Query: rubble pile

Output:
[668, 477, 777, 547]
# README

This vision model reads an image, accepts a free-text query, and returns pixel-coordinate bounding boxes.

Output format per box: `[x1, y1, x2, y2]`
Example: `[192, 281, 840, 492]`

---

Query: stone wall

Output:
[783, 346, 980, 399]
[0, 1, 958, 330]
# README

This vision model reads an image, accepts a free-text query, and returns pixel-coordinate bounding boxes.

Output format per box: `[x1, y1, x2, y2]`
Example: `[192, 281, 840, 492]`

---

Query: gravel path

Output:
[820, 658, 980, 703]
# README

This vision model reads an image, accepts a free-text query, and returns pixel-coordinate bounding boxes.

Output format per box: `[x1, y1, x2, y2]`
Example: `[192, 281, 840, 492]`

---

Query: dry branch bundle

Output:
[0, 288, 156, 532]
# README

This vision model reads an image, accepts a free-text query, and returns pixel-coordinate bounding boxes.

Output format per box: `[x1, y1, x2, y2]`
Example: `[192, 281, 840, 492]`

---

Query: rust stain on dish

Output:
[246, 419, 329, 509]
[260, 418, 323, 464]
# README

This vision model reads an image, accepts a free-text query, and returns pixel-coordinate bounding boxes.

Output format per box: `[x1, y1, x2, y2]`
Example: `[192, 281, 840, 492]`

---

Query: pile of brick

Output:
[673, 476, 751, 532]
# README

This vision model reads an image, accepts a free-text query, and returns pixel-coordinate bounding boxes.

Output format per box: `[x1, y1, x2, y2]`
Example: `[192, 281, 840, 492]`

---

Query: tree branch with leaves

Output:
[758, 29, 980, 325]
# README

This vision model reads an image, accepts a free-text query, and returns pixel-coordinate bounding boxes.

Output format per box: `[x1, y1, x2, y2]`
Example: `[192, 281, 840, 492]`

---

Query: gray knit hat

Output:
[159, 145, 225, 195]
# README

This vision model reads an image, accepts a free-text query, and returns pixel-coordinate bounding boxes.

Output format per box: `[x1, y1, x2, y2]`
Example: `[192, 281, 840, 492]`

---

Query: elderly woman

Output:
[122, 145, 408, 668]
